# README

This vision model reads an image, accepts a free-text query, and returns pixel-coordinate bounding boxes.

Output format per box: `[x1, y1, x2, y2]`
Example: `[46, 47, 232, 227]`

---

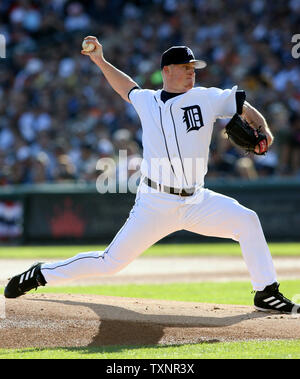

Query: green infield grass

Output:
[9, 279, 297, 306]
[0, 339, 300, 359]
[1, 280, 299, 306]
[0, 242, 299, 259]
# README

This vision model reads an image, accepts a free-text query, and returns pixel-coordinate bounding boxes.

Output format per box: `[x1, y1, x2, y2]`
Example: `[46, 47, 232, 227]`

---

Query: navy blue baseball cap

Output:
[160, 46, 207, 70]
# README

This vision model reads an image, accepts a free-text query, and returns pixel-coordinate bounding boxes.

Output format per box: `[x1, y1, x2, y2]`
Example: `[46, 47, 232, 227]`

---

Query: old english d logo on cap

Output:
[161, 46, 207, 69]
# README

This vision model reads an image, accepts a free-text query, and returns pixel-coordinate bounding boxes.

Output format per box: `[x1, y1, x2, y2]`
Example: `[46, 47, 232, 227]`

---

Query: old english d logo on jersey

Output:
[181, 105, 204, 133]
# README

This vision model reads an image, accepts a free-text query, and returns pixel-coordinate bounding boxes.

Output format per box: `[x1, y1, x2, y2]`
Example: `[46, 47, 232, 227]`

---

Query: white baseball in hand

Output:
[82, 40, 95, 52]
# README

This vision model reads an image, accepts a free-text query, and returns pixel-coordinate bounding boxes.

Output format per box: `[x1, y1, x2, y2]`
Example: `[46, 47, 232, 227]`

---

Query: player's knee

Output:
[232, 207, 260, 241]
[100, 254, 126, 275]
[238, 207, 260, 228]
[245, 208, 259, 223]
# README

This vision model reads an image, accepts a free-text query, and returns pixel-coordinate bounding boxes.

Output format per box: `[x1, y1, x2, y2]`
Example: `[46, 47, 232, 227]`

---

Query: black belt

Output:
[143, 177, 195, 197]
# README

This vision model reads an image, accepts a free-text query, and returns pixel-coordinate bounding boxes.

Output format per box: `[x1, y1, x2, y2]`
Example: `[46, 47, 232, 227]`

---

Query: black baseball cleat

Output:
[4, 263, 47, 299]
[254, 282, 300, 314]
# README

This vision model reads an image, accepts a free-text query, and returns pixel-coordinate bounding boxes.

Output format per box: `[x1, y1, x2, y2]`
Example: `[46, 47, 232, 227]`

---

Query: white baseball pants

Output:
[41, 181, 277, 291]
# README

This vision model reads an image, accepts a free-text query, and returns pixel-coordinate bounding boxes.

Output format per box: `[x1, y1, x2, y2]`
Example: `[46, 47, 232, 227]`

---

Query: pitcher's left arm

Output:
[242, 101, 274, 150]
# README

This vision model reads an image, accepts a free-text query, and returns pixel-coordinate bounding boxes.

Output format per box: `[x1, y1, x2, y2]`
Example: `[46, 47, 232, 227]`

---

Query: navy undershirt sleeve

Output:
[236, 90, 246, 114]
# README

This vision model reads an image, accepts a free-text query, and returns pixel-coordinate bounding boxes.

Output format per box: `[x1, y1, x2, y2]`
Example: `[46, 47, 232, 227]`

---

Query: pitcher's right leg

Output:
[41, 185, 182, 285]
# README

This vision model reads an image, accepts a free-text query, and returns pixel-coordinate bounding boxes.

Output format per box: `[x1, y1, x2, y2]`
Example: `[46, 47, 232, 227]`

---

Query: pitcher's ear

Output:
[162, 65, 170, 75]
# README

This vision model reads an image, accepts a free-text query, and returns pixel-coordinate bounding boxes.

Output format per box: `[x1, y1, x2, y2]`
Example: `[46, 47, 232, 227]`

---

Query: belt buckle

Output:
[180, 188, 194, 197]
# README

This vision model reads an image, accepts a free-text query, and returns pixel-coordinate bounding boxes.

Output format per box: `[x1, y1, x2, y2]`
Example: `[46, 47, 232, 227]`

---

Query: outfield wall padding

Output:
[0, 178, 299, 243]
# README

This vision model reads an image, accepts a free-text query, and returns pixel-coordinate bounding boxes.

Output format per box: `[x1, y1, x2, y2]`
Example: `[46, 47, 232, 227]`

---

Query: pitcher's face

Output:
[163, 63, 196, 93]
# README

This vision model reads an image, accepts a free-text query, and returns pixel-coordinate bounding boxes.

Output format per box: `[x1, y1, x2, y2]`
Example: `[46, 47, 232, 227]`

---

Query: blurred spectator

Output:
[64, 2, 90, 32]
[0, 0, 299, 187]
[54, 154, 77, 182]
[77, 142, 100, 181]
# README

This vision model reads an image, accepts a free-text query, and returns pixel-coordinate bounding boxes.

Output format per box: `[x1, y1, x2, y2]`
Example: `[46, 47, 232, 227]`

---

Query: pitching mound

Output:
[1, 293, 299, 348]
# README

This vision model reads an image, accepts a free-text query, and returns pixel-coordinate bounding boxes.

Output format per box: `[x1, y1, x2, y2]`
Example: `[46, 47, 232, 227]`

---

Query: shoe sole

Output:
[254, 305, 292, 314]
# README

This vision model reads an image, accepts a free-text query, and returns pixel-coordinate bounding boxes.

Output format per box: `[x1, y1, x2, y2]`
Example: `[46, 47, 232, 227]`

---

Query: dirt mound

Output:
[1, 293, 299, 348]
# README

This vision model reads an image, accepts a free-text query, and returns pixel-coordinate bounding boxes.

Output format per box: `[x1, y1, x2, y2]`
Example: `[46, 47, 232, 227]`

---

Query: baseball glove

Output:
[225, 113, 268, 155]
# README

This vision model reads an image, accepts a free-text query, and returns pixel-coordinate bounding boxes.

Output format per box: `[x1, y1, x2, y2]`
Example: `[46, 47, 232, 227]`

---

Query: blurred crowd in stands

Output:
[0, 0, 299, 186]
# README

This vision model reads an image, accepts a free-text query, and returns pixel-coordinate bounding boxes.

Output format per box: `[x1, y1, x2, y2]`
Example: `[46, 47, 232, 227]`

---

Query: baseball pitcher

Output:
[5, 37, 300, 314]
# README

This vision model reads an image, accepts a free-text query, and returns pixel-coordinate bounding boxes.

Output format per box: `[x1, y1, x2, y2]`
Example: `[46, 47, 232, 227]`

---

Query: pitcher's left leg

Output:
[183, 188, 277, 291]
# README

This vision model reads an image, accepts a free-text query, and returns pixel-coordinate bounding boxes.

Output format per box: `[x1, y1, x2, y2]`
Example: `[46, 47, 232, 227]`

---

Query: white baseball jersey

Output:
[41, 85, 277, 292]
[129, 86, 238, 188]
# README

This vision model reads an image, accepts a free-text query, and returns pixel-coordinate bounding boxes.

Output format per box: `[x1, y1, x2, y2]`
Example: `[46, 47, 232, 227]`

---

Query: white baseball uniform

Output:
[41, 85, 277, 291]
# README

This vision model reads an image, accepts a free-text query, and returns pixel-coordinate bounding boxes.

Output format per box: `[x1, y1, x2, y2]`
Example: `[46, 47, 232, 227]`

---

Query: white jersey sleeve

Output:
[207, 85, 238, 119]
[128, 87, 153, 113]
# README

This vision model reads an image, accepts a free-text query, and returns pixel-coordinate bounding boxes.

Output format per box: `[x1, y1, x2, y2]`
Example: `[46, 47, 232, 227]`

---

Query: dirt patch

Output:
[1, 293, 299, 348]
